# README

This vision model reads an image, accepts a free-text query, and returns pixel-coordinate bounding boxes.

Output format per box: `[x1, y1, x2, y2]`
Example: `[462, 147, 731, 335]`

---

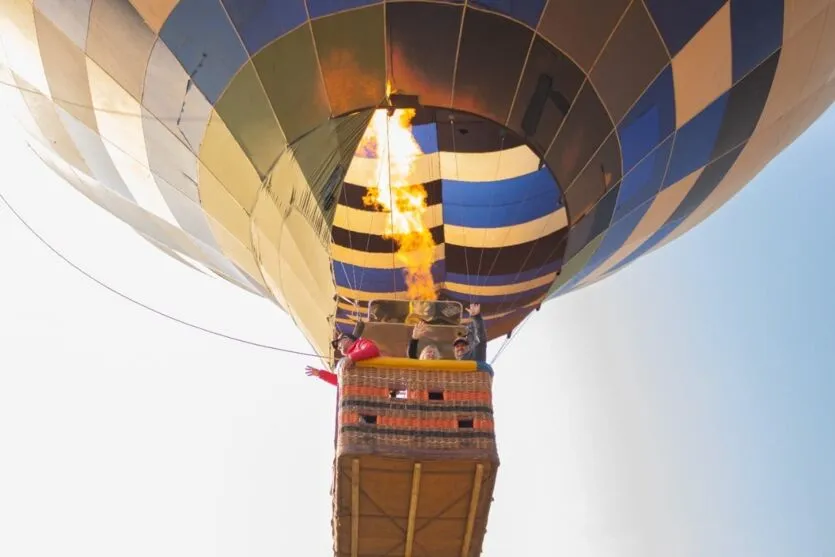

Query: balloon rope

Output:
[0, 188, 320, 359]
[489, 308, 537, 365]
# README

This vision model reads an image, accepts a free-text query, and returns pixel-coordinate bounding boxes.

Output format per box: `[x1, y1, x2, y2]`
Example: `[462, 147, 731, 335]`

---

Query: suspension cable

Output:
[0, 189, 320, 358]
[489, 308, 538, 365]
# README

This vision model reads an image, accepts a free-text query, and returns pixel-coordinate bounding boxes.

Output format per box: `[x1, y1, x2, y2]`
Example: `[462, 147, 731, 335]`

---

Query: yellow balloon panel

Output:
[86, 0, 156, 103]
[197, 161, 267, 289]
[671, 3, 733, 128]
[16, 77, 90, 173]
[760, 12, 827, 128]
[127, 0, 177, 34]
[251, 148, 338, 355]
[277, 210, 336, 357]
[212, 61, 288, 178]
[0, 0, 51, 96]
[251, 222, 288, 311]
[249, 162, 299, 313]
[201, 110, 264, 213]
[34, 10, 98, 131]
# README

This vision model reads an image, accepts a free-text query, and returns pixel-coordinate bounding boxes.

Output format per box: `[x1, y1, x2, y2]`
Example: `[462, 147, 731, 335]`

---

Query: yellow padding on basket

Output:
[355, 357, 478, 372]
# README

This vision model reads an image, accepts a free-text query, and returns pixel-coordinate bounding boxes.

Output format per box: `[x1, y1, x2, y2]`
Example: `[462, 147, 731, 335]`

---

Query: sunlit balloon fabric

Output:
[1, 0, 833, 357]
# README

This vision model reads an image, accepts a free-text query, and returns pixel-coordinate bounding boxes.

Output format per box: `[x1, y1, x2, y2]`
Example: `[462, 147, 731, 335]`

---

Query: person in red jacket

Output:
[305, 332, 381, 386]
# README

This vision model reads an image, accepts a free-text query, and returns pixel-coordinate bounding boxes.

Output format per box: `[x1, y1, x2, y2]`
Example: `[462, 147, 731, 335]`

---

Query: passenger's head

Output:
[453, 337, 469, 360]
[419, 344, 441, 360]
[332, 333, 356, 355]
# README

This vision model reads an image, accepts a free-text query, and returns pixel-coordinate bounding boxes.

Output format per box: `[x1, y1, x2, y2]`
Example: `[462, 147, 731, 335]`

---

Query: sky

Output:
[0, 104, 833, 557]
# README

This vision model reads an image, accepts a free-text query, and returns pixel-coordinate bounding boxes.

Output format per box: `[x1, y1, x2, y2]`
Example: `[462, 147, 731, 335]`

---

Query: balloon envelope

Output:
[1, 0, 833, 357]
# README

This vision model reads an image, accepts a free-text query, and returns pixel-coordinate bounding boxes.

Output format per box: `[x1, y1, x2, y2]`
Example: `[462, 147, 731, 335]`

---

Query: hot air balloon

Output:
[2, 1, 833, 556]
[1, 0, 833, 356]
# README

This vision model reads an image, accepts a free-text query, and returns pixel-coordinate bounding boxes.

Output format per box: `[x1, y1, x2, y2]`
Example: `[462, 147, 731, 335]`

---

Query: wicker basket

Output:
[336, 359, 498, 462]
[331, 358, 499, 557]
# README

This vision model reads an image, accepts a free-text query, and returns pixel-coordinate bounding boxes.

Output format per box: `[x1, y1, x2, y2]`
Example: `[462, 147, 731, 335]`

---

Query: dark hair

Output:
[453, 337, 469, 347]
[331, 333, 357, 350]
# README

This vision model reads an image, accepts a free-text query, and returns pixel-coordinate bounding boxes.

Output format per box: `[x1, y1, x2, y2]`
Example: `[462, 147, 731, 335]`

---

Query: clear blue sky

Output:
[0, 106, 832, 557]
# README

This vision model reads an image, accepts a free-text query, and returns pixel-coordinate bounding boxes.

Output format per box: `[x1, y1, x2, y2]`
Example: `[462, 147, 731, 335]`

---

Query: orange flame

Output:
[358, 108, 437, 301]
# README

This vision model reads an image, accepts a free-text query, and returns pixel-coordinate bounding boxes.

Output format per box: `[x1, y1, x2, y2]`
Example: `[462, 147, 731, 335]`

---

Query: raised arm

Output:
[407, 338, 419, 358]
[305, 366, 338, 386]
[408, 321, 428, 359]
[471, 315, 487, 361]
[466, 304, 487, 361]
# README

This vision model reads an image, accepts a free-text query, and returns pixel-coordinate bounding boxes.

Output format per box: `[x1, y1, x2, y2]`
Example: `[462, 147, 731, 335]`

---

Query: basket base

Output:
[332, 453, 498, 557]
